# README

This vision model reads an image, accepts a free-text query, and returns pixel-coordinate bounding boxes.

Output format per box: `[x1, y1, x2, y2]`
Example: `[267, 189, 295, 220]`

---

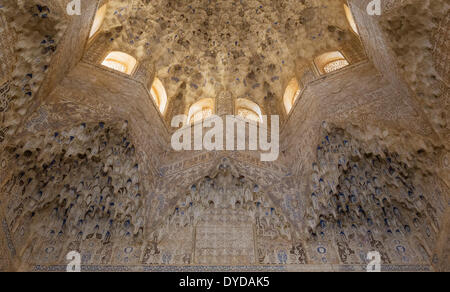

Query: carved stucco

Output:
[0, 0, 448, 271]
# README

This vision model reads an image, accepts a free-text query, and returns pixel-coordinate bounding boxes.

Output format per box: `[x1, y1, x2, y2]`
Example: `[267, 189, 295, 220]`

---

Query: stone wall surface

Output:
[0, 0, 448, 271]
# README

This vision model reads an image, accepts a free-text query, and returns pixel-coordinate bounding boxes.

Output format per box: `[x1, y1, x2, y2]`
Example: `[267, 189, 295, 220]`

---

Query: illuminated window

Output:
[101, 51, 137, 75]
[235, 98, 263, 123]
[150, 78, 167, 114]
[89, 4, 107, 39]
[187, 98, 214, 124]
[283, 78, 301, 114]
[314, 51, 349, 75]
[344, 3, 359, 35]
[323, 59, 350, 73]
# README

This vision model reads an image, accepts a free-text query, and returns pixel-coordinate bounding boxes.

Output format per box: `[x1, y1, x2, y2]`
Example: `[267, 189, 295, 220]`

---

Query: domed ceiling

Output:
[99, 0, 355, 107]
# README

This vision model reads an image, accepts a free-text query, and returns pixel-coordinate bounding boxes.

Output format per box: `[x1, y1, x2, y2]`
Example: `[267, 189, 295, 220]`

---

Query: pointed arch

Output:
[150, 78, 168, 114]
[101, 51, 137, 75]
[187, 98, 215, 124]
[283, 78, 301, 114]
[314, 51, 349, 75]
[89, 4, 107, 39]
[235, 98, 263, 123]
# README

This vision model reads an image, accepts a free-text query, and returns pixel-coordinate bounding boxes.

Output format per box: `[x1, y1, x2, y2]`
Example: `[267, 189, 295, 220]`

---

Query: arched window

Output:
[344, 3, 359, 35]
[236, 98, 263, 123]
[89, 4, 107, 39]
[283, 78, 301, 114]
[187, 98, 214, 124]
[150, 78, 167, 114]
[314, 51, 349, 75]
[101, 51, 137, 75]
